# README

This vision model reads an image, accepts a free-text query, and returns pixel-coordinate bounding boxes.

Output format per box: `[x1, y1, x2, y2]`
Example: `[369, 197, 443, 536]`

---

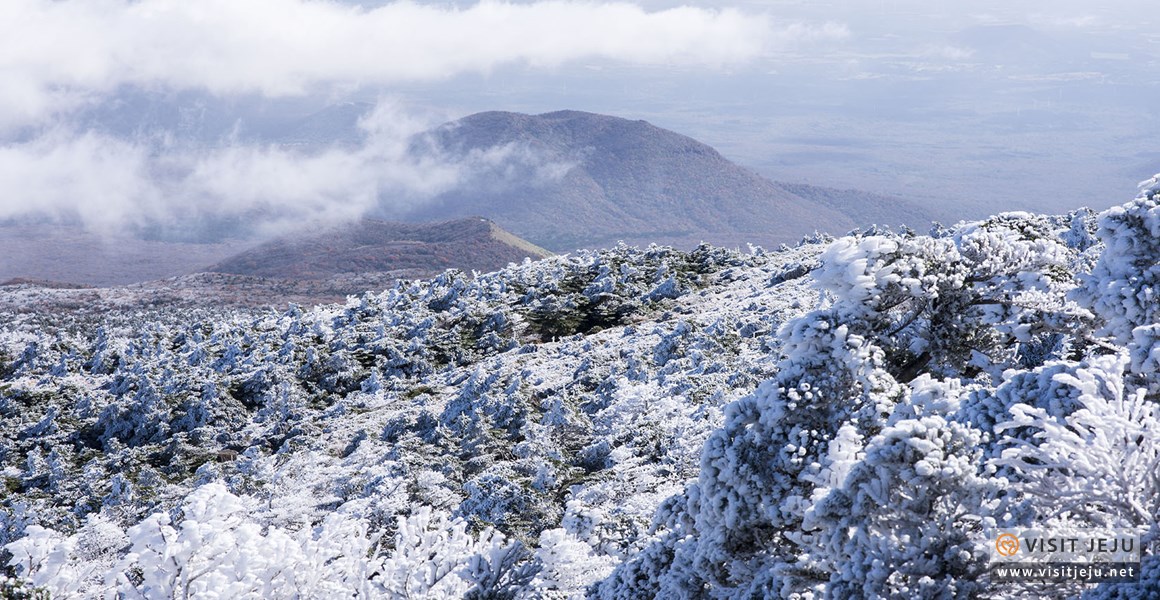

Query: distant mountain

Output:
[0, 217, 549, 289]
[776, 182, 948, 233]
[207, 217, 552, 280]
[2, 107, 944, 286]
[394, 110, 939, 250]
[271, 101, 371, 147]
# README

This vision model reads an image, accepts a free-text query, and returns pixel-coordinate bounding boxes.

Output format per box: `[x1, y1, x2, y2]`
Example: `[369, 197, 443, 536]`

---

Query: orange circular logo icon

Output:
[996, 533, 1020, 557]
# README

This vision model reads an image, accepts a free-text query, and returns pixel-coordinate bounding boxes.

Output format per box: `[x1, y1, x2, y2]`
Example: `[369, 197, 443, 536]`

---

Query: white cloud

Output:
[0, 0, 824, 130]
[922, 45, 975, 61]
[0, 130, 156, 231]
[0, 1, 850, 235]
[0, 100, 573, 235]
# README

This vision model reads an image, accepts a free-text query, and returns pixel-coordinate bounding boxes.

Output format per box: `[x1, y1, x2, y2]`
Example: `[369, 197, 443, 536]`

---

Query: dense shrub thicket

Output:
[2, 189, 1158, 598]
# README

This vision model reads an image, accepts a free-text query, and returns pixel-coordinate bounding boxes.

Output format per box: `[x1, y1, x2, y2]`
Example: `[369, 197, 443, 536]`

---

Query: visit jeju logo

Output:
[996, 533, 1020, 557]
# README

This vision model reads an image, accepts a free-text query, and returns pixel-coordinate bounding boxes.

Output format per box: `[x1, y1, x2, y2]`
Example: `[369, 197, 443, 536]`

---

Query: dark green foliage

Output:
[0, 576, 50, 600]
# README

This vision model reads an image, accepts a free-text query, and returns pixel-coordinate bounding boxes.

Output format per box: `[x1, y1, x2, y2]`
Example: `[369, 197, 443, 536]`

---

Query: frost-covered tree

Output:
[1071, 186, 1160, 409]
[994, 353, 1160, 532]
[7, 483, 543, 599]
[1072, 186, 1160, 346]
[598, 210, 1117, 599]
[810, 416, 1001, 598]
[534, 528, 618, 598]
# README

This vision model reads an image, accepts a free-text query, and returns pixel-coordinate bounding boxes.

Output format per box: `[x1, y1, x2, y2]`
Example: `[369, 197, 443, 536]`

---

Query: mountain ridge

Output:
[206, 216, 552, 280]
[0, 108, 944, 285]
[400, 109, 895, 250]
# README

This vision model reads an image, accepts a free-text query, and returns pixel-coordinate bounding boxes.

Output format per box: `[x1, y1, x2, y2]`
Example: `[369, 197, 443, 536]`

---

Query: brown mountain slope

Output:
[206, 217, 552, 280]
[397, 110, 935, 250]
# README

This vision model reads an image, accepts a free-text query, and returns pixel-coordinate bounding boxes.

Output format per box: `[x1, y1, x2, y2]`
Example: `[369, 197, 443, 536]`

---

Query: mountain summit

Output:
[398, 110, 928, 250]
[0, 109, 938, 285]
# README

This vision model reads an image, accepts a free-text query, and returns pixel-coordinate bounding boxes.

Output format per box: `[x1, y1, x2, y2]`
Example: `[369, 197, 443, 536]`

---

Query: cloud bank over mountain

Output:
[0, 0, 850, 235]
[0, 101, 580, 236]
[0, 0, 840, 130]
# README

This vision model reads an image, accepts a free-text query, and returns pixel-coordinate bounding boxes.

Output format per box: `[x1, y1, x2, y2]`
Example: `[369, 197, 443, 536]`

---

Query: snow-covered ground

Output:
[2, 190, 1159, 598]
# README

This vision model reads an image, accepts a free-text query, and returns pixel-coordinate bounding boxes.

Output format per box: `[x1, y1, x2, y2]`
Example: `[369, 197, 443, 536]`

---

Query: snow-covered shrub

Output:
[994, 353, 1160, 532]
[815, 213, 1089, 383]
[6, 483, 543, 599]
[1084, 554, 1160, 600]
[7, 483, 386, 598]
[810, 416, 1001, 598]
[5, 200, 1157, 599]
[534, 528, 618, 598]
[118, 483, 312, 597]
[1073, 190, 1160, 345]
[378, 506, 539, 599]
[596, 306, 907, 595]
[0, 575, 49, 600]
[598, 210, 1112, 598]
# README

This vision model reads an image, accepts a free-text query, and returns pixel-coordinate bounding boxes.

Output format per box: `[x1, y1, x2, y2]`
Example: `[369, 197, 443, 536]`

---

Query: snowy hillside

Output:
[2, 189, 1159, 598]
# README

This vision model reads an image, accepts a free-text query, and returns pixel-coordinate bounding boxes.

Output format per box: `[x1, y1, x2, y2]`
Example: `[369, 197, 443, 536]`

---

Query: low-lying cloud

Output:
[0, 101, 572, 237]
[0, 0, 831, 130]
[0, 1, 848, 237]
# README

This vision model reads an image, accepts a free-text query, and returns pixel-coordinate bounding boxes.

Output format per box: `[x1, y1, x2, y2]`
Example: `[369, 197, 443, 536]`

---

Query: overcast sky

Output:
[1, 0, 1157, 233]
